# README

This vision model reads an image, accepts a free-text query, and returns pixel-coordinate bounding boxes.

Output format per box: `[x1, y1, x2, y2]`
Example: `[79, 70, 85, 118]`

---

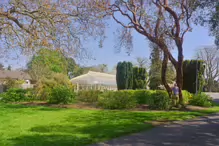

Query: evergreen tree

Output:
[133, 67, 147, 89]
[149, 44, 162, 90]
[116, 61, 133, 90]
[149, 44, 176, 89]
[127, 62, 133, 89]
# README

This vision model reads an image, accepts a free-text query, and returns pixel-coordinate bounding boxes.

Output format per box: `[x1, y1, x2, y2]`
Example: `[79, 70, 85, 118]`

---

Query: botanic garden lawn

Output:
[1, 103, 219, 146]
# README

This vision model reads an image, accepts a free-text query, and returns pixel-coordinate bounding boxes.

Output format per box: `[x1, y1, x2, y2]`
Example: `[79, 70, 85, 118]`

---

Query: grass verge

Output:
[0, 103, 219, 146]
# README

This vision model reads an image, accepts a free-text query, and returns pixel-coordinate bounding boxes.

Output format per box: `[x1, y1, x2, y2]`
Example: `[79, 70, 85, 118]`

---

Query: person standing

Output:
[172, 83, 179, 107]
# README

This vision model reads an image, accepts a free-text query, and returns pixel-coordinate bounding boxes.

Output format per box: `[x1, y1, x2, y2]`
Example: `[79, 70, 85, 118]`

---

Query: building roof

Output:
[70, 71, 117, 86]
[0, 70, 31, 80]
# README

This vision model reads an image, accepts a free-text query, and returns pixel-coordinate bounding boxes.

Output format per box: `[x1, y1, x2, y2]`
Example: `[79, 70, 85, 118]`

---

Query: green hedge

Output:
[98, 91, 137, 109]
[97, 90, 183, 110]
[74, 90, 192, 110]
[76, 90, 102, 103]
[148, 90, 171, 110]
[183, 60, 205, 93]
[49, 85, 75, 104]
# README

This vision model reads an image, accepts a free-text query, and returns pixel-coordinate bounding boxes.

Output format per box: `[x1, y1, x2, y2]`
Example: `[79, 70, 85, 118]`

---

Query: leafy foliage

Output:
[98, 91, 137, 109]
[35, 73, 72, 100]
[182, 90, 192, 105]
[189, 93, 213, 107]
[128, 90, 154, 105]
[28, 49, 68, 80]
[49, 85, 75, 104]
[4, 78, 25, 90]
[89, 89, 192, 110]
[0, 88, 27, 102]
[76, 90, 102, 103]
[183, 60, 205, 93]
[148, 90, 172, 110]
[133, 67, 147, 89]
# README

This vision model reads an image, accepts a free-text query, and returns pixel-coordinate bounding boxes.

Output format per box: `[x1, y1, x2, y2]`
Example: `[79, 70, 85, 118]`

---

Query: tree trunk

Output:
[161, 53, 172, 97]
[176, 42, 184, 105]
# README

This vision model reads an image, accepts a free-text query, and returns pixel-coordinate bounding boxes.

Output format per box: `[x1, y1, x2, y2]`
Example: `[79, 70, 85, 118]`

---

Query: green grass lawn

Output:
[0, 103, 219, 146]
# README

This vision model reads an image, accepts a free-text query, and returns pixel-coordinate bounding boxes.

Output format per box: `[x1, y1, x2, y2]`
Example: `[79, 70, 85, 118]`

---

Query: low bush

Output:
[189, 93, 213, 107]
[131, 90, 155, 105]
[25, 88, 37, 99]
[182, 90, 192, 104]
[148, 90, 171, 110]
[1, 88, 27, 102]
[35, 73, 72, 100]
[50, 86, 75, 104]
[98, 91, 137, 109]
[49, 85, 75, 104]
[76, 90, 102, 103]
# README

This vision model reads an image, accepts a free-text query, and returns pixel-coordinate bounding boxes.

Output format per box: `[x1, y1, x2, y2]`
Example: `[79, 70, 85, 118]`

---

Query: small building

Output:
[0, 70, 33, 92]
[70, 71, 117, 91]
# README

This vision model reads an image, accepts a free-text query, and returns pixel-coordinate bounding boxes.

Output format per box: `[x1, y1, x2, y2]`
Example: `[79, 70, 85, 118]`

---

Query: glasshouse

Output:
[70, 71, 117, 91]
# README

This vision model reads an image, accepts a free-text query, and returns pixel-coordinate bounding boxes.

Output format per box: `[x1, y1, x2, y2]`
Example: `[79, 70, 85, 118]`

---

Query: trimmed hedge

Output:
[96, 90, 192, 110]
[183, 60, 205, 93]
[72, 89, 191, 110]
[76, 90, 102, 103]
[98, 91, 137, 109]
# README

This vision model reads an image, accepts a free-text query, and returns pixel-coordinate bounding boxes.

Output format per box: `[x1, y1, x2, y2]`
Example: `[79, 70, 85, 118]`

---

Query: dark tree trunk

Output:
[176, 40, 184, 105]
[161, 53, 172, 97]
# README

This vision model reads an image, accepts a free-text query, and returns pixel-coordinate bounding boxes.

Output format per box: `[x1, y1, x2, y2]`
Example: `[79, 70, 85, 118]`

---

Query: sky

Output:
[0, 5, 216, 71]
[80, 20, 215, 70]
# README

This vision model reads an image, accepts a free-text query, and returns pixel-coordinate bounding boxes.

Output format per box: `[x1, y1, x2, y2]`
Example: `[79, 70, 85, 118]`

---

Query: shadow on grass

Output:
[13, 112, 219, 146]
[27, 122, 152, 146]
[0, 103, 66, 112]
[11, 134, 92, 146]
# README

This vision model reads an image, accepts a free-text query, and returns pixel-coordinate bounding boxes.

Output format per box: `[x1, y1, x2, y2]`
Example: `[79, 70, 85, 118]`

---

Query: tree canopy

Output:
[28, 49, 68, 80]
[0, 0, 105, 58]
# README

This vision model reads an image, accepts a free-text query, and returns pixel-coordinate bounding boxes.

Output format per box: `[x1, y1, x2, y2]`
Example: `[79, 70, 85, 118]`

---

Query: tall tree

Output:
[149, 44, 162, 89]
[94, 0, 196, 104]
[196, 46, 219, 92]
[28, 48, 68, 80]
[116, 61, 133, 90]
[149, 44, 175, 89]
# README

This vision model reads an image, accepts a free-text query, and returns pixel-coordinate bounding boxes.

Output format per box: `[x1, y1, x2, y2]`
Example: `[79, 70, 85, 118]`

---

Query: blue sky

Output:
[81, 20, 215, 70]
[0, 15, 215, 71]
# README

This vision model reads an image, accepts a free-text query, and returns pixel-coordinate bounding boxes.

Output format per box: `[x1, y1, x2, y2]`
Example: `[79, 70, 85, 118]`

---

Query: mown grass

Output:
[0, 103, 219, 146]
